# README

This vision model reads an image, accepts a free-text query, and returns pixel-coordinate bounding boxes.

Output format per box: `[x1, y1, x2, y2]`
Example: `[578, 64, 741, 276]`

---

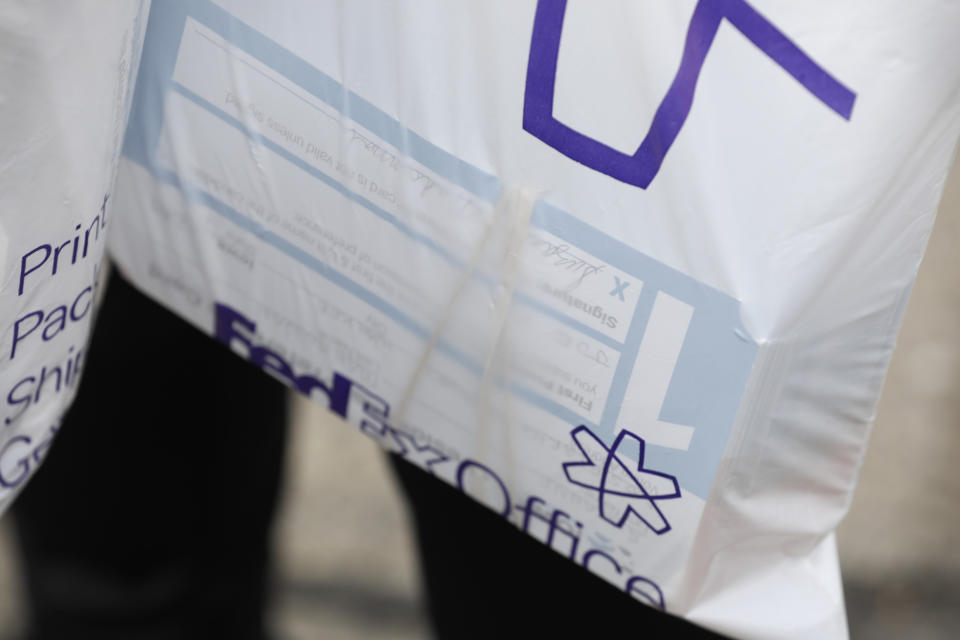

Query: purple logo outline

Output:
[523, 0, 857, 189]
[563, 425, 681, 534]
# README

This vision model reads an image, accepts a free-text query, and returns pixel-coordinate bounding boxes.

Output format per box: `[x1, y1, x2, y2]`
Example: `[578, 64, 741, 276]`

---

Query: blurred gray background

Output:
[1, 159, 958, 639]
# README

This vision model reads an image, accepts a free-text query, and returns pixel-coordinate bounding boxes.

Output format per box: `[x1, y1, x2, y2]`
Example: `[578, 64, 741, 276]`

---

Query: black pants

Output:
[11, 274, 289, 640]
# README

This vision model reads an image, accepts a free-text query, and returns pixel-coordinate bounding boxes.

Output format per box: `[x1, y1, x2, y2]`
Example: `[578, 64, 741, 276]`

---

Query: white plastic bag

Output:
[106, 1, 960, 638]
[0, 1, 149, 513]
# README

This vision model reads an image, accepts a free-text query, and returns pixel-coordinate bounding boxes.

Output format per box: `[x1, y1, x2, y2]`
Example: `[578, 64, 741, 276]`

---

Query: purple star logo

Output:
[563, 426, 681, 534]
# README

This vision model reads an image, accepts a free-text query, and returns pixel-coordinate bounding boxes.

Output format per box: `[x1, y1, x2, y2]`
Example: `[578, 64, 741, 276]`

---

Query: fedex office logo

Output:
[523, 0, 856, 188]
[214, 301, 668, 608]
[564, 426, 681, 534]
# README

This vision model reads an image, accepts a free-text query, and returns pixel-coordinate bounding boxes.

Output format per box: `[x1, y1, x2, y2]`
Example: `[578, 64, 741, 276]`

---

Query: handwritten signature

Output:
[532, 238, 605, 290]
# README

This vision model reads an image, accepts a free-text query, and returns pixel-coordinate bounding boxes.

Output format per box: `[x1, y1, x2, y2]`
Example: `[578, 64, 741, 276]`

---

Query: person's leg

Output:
[11, 273, 289, 640]
[388, 455, 729, 639]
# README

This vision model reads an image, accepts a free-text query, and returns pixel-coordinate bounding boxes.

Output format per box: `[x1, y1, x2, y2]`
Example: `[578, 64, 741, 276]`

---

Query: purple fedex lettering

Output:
[456, 460, 512, 518]
[213, 303, 351, 417]
[0, 436, 32, 488]
[523, 0, 857, 188]
[212, 301, 668, 608]
[10, 275, 99, 360]
[516, 496, 583, 561]
[17, 198, 108, 296]
[0, 423, 58, 489]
